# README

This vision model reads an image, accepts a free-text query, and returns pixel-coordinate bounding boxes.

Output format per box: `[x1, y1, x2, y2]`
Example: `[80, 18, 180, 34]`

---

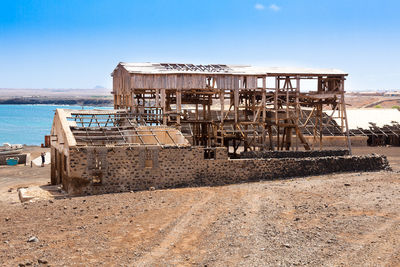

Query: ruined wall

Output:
[64, 145, 390, 195]
[66, 146, 205, 195]
[240, 150, 350, 159]
[194, 155, 390, 186]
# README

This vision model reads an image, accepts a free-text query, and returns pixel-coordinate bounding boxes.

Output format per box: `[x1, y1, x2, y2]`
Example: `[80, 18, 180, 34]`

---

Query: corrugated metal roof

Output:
[117, 62, 347, 76]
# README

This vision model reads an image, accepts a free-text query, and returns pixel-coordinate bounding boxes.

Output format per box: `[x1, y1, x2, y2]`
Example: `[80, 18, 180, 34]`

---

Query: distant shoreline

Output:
[0, 97, 113, 106]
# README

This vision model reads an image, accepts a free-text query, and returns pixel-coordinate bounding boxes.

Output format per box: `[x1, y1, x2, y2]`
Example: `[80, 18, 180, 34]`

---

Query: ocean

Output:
[0, 105, 112, 145]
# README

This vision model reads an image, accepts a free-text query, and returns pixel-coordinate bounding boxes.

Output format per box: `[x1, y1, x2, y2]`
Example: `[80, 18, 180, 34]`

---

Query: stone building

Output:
[50, 108, 388, 195]
[49, 62, 390, 195]
[50, 109, 192, 194]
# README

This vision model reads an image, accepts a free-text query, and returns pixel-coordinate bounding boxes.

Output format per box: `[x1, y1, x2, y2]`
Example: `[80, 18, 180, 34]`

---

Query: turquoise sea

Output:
[0, 105, 112, 145]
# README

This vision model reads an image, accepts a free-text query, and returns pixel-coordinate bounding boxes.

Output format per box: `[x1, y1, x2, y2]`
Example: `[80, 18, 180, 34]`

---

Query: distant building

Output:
[384, 91, 400, 97]
[349, 91, 384, 96]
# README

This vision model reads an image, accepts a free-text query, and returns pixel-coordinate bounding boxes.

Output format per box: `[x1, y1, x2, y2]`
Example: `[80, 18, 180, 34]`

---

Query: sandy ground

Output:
[0, 146, 399, 266]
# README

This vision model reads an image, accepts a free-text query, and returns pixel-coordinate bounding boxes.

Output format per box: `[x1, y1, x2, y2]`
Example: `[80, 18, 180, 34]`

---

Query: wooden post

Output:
[113, 94, 118, 109]
[295, 76, 300, 151]
[176, 88, 181, 128]
[234, 89, 239, 124]
[161, 89, 166, 124]
[341, 79, 352, 154]
[262, 77, 266, 149]
[155, 89, 159, 108]
[319, 103, 323, 150]
[220, 89, 225, 146]
[275, 76, 280, 150]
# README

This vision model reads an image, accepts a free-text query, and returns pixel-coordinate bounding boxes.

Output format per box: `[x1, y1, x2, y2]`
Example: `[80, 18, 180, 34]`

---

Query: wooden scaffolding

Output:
[112, 63, 351, 154]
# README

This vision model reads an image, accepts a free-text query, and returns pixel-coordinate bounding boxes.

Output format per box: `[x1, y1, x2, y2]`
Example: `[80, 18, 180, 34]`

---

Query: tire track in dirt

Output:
[224, 186, 264, 265]
[135, 189, 217, 266]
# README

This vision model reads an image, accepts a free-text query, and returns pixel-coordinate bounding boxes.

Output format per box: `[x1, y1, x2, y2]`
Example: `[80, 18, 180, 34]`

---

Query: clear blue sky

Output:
[0, 0, 399, 91]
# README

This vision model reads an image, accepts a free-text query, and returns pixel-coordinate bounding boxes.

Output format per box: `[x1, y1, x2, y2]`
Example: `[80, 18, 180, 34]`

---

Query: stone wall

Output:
[66, 146, 205, 195]
[240, 150, 350, 159]
[194, 155, 390, 186]
[63, 145, 390, 195]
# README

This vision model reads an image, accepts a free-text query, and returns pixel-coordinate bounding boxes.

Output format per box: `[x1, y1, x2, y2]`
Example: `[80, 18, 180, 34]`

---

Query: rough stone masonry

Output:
[63, 146, 390, 195]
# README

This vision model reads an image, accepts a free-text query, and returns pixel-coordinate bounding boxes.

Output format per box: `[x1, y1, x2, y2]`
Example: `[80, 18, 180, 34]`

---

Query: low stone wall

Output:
[240, 150, 350, 159]
[63, 145, 390, 195]
[0, 153, 29, 165]
[194, 154, 390, 187]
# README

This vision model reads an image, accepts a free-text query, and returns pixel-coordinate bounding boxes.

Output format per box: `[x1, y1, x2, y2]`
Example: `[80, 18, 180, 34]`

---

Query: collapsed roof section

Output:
[115, 62, 347, 76]
[51, 109, 190, 148]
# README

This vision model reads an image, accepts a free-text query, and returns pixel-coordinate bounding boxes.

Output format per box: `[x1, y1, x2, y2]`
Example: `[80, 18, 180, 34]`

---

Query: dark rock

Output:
[38, 259, 48, 264]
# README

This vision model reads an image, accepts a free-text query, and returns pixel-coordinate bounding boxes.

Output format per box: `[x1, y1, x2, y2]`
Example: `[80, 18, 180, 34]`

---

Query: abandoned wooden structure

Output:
[112, 62, 351, 153]
[50, 109, 387, 195]
[348, 121, 400, 146]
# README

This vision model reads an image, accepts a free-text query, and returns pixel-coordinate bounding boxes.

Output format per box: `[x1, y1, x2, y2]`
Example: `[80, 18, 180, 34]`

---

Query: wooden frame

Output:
[111, 63, 351, 154]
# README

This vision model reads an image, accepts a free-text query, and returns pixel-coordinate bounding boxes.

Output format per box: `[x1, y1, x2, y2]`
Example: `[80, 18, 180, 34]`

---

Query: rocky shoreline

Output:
[0, 97, 113, 106]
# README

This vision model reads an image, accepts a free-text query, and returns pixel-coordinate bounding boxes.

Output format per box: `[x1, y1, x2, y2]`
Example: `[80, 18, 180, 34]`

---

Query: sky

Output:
[0, 0, 399, 91]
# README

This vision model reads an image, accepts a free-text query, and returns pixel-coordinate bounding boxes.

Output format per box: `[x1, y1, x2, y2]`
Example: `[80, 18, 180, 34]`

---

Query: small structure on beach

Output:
[0, 143, 30, 166]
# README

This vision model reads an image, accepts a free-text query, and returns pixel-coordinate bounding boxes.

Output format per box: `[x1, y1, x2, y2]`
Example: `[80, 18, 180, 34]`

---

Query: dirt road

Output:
[0, 147, 399, 266]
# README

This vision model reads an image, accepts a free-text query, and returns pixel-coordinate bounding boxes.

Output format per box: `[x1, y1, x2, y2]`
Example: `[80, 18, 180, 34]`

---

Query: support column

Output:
[234, 89, 239, 124]
[275, 76, 280, 150]
[176, 88, 181, 128]
[155, 89, 160, 124]
[262, 77, 266, 149]
[341, 79, 352, 154]
[220, 89, 225, 146]
[161, 89, 167, 124]
[295, 76, 300, 151]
